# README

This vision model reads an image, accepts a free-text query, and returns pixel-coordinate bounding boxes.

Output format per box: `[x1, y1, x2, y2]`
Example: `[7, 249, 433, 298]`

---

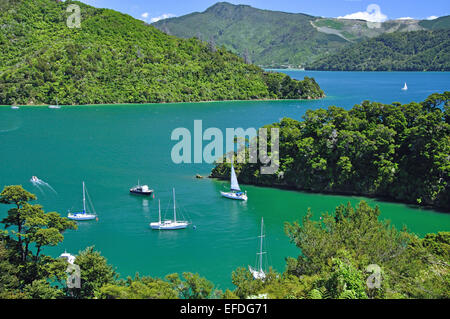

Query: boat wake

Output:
[30, 176, 58, 195]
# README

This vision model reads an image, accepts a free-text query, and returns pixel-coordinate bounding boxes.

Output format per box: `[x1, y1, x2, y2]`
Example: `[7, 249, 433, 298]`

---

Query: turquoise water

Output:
[0, 71, 449, 290]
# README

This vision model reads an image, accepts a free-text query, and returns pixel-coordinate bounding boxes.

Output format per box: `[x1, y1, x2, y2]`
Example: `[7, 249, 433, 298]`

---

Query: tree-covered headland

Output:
[0, 0, 324, 106]
[307, 30, 450, 71]
[211, 93, 450, 211]
[1, 186, 448, 299]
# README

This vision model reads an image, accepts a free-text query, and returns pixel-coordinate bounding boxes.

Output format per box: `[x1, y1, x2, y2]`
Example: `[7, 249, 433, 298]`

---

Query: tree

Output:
[98, 274, 178, 299]
[166, 272, 214, 299]
[73, 246, 118, 299]
[0, 185, 36, 261]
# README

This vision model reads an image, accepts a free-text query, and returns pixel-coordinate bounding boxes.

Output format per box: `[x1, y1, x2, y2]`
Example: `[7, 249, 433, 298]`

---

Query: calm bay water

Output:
[0, 71, 449, 290]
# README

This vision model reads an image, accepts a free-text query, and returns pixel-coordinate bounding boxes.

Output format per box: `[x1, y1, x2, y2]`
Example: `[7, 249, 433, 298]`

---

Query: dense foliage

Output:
[0, 0, 324, 105]
[307, 30, 450, 71]
[1, 186, 448, 299]
[211, 93, 450, 210]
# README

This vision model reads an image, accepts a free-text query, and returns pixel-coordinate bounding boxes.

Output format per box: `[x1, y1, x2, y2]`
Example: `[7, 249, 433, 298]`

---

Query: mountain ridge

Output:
[153, 2, 450, 68]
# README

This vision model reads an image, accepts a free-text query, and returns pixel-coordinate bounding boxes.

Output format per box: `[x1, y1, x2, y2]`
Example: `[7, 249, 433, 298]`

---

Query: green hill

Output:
[307, 30, 450, 71]
[153, 2, 348, 68]
[419, 15, 450, 30]
[153, 2, 450, 70]
[0, 0, 324, 106]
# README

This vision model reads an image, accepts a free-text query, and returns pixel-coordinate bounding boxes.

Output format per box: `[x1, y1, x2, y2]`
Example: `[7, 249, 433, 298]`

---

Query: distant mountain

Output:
[307, 30, 450, 71]
[0, 0, 324, 106]
[419, 15, 450, 30]
[153, 2, 348, 68]
[153, 2, 450, 69]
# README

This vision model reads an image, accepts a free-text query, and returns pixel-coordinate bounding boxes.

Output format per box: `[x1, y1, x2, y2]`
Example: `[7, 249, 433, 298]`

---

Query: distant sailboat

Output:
[249, 217, 267, 280]
[68, 182, 97, 221]
[49, 98, 61, 109]
[150, 189, 189, 230]
[220, 164, 248, 201]
[402, 82, 408, 91]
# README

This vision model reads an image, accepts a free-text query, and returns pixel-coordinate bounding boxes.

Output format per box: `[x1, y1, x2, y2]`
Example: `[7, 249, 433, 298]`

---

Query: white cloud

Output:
[338, 4, 388, 23]
[427, 16, 438, 20]
[396, 17, 414, 20]
[139, 12, 176, 24]
[149, 13, 176, 23]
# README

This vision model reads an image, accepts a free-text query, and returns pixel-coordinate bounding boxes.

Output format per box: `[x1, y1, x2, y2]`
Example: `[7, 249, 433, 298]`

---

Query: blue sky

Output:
[78, 0, 449, 23]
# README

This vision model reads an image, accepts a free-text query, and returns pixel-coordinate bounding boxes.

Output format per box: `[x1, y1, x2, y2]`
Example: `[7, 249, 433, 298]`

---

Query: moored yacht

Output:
[220, 164, 247, 201]
[68, 182, 97, 221]
[150, 189, 189, 230]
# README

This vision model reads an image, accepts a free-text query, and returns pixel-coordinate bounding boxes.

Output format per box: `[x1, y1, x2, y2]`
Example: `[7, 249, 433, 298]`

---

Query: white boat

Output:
[30, 176, 39, 183]
[249, 217, 267, 281]
[402, 83, 408, 91]
[49, 98, 61, 109]
[11, 106, 19, 110]
[220, 164, 247, 201]
[130, 180, 154, 196]
[150, 189, 189, 230]
[59, 251, 76, 264]
[68, 182, 97, 221]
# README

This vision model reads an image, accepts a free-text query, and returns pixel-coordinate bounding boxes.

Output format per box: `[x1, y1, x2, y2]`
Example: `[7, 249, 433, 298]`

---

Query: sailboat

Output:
[68, 182, 97, 221]
[150, 189, 189, 230]
[402, 82, 408, 91]
[220, 164, 248, 201]
[49, 98, 61, 109]
[249, 217, 267, 280]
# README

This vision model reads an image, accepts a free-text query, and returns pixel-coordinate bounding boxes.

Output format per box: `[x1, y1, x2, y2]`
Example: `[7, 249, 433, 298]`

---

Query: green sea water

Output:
[0, 71, 449, 290]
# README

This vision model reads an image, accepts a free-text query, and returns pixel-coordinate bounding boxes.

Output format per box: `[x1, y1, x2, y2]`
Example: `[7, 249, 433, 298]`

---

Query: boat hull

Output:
[221, 191, 248, 201]
[130, 190, 153, 196]
[150, 221, 189, 230]
[249, 266, 266, 280]
[68, 213, 97, 221]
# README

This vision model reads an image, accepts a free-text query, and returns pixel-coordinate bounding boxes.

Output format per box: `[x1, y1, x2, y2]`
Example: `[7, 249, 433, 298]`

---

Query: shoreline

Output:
[265, 68, 450, 72]
[209, 176, 449, 214]
[0, 96, 326, 108]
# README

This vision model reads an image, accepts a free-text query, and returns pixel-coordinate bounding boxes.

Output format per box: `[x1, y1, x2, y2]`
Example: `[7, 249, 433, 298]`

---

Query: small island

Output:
[211, 92, 450, 211]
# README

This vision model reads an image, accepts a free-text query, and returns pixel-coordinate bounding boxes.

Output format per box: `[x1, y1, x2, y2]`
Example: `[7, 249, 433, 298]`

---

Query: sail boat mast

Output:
[158, 199, 161, 224]
[258, 217, 265, 272]
[82, 182, 86, 213]
[173, 188, 176, 223]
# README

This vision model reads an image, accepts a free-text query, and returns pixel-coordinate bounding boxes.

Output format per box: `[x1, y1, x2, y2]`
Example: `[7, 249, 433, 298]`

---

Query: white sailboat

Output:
[220, 164, 247, 201]
[249, 217, 267, 280]
[68, 182, 97, 221]
[402, 82, 408, 91]
[150, 189, 189, 230]
[49, 98, 61, 109]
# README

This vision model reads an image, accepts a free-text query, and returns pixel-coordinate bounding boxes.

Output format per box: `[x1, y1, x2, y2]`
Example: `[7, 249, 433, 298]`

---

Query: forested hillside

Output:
[153, 2, 348, 68]
[154, 2, 450, 70]
[307, 30, 450, 71]
[0, 0, 324, 106]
